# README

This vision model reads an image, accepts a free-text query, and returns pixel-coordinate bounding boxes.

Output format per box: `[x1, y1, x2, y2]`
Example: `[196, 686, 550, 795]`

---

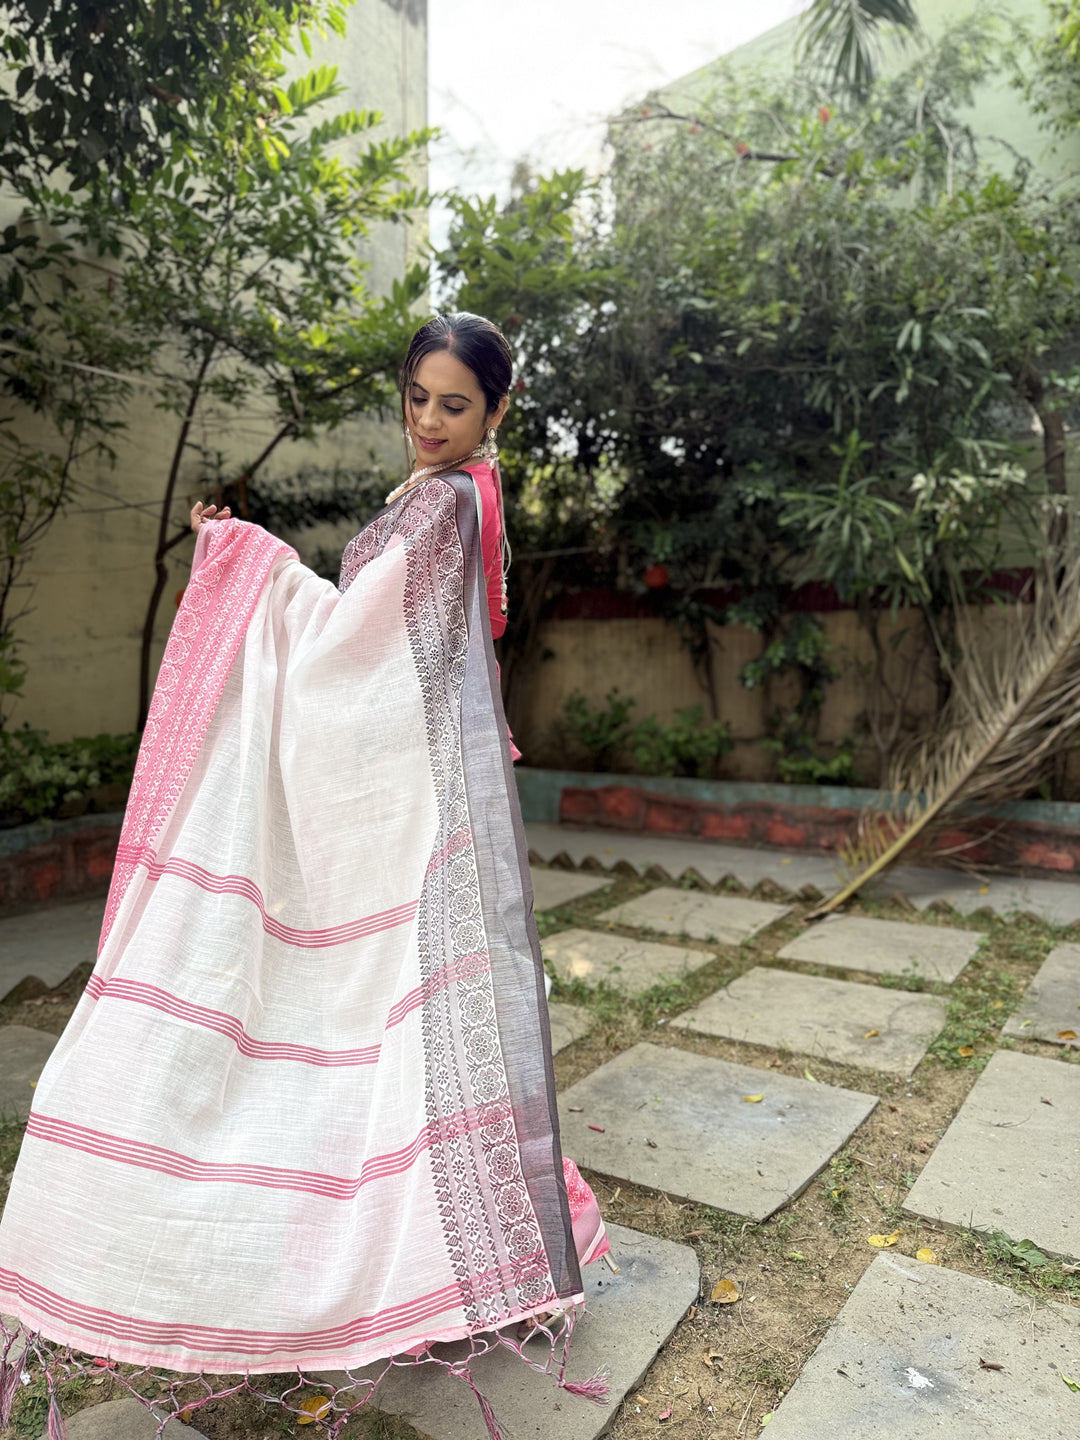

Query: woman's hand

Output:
[190, 500, 232, 534]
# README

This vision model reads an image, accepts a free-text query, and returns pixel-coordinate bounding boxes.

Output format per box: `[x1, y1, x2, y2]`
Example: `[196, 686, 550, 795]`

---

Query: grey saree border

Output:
[446, 472, 582, 1305]
[339, 476, 580, 1327]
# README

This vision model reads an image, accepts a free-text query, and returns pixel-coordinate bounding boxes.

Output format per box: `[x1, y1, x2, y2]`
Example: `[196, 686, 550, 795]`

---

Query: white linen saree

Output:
[0, 475, 602, 1431]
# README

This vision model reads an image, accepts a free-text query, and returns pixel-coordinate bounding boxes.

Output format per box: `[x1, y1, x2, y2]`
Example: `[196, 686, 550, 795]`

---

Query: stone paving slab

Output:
[542, 928, 711, 997]
[548, 1002, 594, 1056]
[530, 868, 612, 912]
[904, 1050, 1080, 1260]
[778, 914, 981, 983]
[765, 1252, 1080, 1440]
[679, 967, 946, 1076]
[526, 824, 1080, 924]
[867, 866, 1080, 927]
[0, 898, 103, 1001]
[597, 887, 790, 945]
[0, 1026, 58, 1123]
[316, 1223, 699, 1440]
[526, 823, 840, 893]
[1002, 944, 1080, 1050]
[557, 1042, 878, 1221]
[42, 1398, 177, 1440]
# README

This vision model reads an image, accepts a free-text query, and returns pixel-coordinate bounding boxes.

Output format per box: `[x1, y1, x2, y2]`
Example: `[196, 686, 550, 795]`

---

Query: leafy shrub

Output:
[629, 707, 733, 778]
[0, 728, 139, 828]
[559, 690, 732, 779]
[560, 688, 637, 772]
[761, 735, 858, 786]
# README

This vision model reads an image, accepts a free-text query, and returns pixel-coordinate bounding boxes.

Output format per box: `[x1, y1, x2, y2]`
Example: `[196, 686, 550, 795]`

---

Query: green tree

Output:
[440, 14, 1080, 781]
[0, 0, 349, 192]
[0, 0, 356, 729]
[46, 63, 427, 726]
[0, 0, 430, 733]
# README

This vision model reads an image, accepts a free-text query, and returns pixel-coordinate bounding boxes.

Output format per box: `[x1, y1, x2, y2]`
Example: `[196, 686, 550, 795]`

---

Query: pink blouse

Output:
[460, 459, 507, 640]
[459, 459, 520, 759]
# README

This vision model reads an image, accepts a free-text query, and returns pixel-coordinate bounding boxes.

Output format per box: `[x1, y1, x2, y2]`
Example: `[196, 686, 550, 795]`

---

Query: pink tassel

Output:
[0, 1366, 18, 1427]
[0, 1334, 21, 1426]
[46, 1393, 67, 1440]
[466, 1377, 504, 1440]
[560, 1370, 611, 1404]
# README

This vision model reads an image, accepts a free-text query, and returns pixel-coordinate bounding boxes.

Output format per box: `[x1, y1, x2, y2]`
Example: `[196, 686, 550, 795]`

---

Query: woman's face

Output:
[406, 349, 507, 469]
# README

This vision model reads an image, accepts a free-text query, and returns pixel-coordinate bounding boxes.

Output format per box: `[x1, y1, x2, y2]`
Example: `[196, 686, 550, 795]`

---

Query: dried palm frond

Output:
[809, 553, 1080, 917]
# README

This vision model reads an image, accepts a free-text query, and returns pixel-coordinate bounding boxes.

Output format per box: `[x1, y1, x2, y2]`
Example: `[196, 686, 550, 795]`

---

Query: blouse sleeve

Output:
[473, 464, 507, 640]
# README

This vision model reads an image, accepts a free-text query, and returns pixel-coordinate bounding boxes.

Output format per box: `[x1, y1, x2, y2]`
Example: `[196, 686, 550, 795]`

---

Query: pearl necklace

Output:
[385, 442, 487, 506]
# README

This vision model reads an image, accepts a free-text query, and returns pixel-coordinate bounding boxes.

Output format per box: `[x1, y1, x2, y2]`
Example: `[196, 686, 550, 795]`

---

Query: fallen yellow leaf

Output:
[803, 1068, 818, 1082]
[916, 1247, 938, 1264]
[1057, 1030, 1077, 1041]
[867, 1230, 901, 1248]
[956, 1045, 974, 1058]
[297, 1395, 332, 1424]
[711, 1278, 741, 1304]
[742, 1093, 764, 1103]
[864, 1029, 879, 1038]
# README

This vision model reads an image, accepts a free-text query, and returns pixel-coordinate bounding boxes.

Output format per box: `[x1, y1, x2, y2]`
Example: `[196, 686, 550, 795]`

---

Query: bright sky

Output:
[428, 0, 811, 231]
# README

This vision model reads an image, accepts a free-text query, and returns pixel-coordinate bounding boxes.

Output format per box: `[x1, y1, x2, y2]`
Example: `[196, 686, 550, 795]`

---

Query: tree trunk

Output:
[137, 350, 214, 730]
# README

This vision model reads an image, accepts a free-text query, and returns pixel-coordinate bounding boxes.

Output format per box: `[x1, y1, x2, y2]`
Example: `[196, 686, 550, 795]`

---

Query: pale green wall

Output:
[658, 0, 1078, 178]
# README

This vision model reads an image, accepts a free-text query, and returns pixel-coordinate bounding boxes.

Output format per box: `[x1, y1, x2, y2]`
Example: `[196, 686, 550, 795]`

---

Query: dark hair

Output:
[399, 312, 512, 429]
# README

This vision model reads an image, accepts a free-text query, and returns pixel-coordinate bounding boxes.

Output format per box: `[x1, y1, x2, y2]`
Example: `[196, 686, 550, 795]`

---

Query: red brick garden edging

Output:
[0, 818, 121, 912]
[558, 783, 1080, 876]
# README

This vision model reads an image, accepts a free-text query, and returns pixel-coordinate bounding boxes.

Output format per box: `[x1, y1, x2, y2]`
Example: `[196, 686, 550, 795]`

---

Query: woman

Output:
[0, 314, 607, 1435]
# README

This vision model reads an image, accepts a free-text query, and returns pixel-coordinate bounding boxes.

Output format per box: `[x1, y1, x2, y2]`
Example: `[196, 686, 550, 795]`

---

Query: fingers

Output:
[190, 502, 233, 533]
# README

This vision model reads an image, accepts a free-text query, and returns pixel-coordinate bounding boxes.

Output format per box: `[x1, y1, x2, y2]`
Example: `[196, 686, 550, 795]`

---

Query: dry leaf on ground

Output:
[711, 1278, 741, 1304]
[867, 1230, 901, 1248]
[956, 1046, 975, 1057]
[742, 1093, 764, 1103]
[297, 1395, 333, 1424]
[916, 1247, 938, 1264]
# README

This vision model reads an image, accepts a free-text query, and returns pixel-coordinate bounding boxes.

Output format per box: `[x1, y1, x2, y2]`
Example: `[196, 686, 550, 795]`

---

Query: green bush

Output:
[628, 707, 733, 779]
[0, 728, 139, 828]
[559, 690, 733, 779]
[560, 688, 637, 773]
[761, 735, 858, 786]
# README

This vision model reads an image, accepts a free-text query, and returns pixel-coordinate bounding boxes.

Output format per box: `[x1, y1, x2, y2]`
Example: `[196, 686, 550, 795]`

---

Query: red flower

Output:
[818, 106, 831, 124]
[643, 564, 670, 590]
[514, 378, 526, 393]
[735, 142, 750, 157]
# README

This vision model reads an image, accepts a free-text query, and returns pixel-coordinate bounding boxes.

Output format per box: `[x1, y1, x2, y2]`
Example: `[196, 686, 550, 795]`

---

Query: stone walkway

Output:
[526, 822, 1080, 924]
[2, 825, 1079, 1439]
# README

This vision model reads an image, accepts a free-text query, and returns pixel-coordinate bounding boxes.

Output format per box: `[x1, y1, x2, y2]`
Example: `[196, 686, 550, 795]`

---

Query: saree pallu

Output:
[0, 475, 596, 1393]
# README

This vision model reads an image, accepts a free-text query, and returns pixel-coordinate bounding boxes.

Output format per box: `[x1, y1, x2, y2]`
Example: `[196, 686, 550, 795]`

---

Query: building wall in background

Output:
[7, 0, 427, 742]
[658, 0, 1080, 181]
